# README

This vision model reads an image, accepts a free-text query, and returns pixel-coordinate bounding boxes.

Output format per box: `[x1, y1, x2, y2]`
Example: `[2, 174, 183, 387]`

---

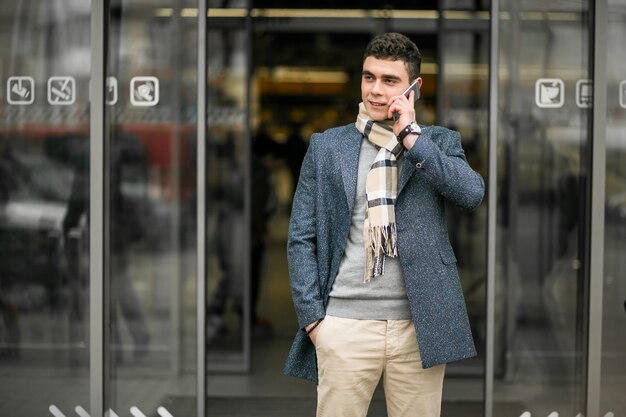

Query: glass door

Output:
[0, 2, 91, 414]
[601, 0, 626, 414]
[491, 1, 591, 415]
[105, 2, 199, 415]
[206, 3, 251, 372]
[0, 2, 199, 416]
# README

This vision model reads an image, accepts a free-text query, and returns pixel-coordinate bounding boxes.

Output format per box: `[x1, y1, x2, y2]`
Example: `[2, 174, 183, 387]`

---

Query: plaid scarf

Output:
[355, 102, 405, 282]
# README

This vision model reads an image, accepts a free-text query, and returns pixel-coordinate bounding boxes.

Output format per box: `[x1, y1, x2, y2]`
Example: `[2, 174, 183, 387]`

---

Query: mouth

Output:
[368, 101, 387, 109]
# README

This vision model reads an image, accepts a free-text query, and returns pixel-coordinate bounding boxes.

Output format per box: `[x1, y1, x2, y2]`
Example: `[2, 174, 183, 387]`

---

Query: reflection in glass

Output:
[495, 2, 589, 415]
[206, 28, 249, 367]
[106, 1, 198, 415]
[0, 3, 91, 416]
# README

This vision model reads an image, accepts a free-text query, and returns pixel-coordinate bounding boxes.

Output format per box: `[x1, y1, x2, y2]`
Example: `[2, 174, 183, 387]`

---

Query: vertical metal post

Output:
[197, 1, 207, 416]
[90, 1, 109, 416]
[485, 0, 499, 416]
[243, 4, 253, 373]
[586, 1, 607, 416]
[171, 2, 183, 379]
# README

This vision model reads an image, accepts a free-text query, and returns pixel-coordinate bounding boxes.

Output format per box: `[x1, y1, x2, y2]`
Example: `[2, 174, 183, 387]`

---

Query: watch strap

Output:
[397, 123, 421, 141]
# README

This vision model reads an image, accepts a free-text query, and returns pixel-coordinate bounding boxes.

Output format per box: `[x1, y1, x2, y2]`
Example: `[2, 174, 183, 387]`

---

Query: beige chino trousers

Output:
[314, 315, 446, 417]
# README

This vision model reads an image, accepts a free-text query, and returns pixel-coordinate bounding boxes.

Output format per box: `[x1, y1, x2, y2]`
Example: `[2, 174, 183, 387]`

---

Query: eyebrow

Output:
[361, 70, 402, 81]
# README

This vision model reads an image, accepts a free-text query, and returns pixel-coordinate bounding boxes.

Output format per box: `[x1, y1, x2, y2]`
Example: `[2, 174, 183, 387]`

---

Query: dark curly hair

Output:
[363, 32, 422, 80]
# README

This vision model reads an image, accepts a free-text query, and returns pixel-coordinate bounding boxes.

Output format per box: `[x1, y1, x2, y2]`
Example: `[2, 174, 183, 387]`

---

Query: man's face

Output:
[361, 56, 412, 121]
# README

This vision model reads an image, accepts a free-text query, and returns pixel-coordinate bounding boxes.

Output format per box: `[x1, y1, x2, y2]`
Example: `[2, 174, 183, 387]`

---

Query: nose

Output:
[371, 79, 383, 96]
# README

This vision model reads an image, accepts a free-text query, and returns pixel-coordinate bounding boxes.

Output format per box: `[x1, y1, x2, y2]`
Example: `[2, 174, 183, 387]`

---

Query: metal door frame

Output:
[586, 1, 607, 416]
[89, 1, 109, 416]
[197, 1, 207, 416]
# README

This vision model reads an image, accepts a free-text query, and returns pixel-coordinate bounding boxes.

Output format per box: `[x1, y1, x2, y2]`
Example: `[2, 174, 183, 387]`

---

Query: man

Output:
[283, 32, 484, 417]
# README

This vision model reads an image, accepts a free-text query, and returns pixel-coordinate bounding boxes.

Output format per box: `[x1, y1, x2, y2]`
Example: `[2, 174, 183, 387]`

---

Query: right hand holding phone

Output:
[389, 90, 416, 134]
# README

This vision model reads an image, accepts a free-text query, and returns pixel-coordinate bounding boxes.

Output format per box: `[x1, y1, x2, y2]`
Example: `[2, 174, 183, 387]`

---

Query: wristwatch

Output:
[397, 122, 421, 141]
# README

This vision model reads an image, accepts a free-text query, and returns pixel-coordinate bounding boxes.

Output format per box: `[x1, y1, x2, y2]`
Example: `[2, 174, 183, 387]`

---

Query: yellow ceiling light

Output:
[155, 8, 173, 17]
[207, 8, 247, 17]
[270, 67, 349, 84]
[181, 8, 199, 17]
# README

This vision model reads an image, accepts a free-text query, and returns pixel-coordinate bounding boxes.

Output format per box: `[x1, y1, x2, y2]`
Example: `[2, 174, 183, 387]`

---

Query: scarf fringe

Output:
[364, 223, 398, 282]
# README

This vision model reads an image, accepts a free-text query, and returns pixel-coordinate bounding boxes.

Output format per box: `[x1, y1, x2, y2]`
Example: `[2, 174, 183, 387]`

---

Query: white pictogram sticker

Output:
[130, 76, 159, 106]
[535, 78, 564, 108]
[48, 76, 76, 105]
[576, 79, 593, 108]
[7, 76, 35, 105]
[106, 76, 118, 105]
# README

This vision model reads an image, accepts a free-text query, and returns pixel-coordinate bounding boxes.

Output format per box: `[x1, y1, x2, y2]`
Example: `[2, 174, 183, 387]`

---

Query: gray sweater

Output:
[326, 139, 412, 320]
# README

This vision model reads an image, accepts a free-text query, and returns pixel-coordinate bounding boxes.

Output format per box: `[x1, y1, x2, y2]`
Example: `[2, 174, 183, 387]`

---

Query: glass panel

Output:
[495, 1, 590, 415]
[439, 8, 489, 407]
[0, 2, 91, 416]
[106, 2, 197, 415]
[601, 0, 626, 414]
[206, 28, 249, 368]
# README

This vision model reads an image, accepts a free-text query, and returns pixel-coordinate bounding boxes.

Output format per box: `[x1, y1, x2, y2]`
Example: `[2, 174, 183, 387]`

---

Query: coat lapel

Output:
[339, 128, 362, 214]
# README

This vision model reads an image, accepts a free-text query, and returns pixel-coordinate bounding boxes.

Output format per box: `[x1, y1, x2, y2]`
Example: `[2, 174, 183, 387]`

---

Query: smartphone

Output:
[392, 79, 420, 121]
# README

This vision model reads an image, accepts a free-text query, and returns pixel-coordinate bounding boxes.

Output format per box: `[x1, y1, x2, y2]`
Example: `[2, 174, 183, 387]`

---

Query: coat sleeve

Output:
[287, 134, 325, 329]
[404, 126, 484, 211]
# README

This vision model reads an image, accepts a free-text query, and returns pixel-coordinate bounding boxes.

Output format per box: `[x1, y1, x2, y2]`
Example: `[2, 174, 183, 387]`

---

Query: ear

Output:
[416, 77, 423, 89]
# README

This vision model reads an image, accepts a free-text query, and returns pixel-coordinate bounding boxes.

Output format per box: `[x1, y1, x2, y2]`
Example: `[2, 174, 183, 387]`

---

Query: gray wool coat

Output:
[283, 122, 485, 384]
